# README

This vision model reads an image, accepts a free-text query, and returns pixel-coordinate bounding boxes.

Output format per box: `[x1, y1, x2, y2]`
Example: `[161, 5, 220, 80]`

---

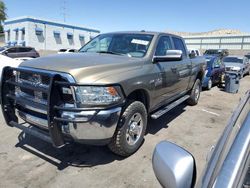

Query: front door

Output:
[171, 37, 192, 94]
[153, 35, 180, 106]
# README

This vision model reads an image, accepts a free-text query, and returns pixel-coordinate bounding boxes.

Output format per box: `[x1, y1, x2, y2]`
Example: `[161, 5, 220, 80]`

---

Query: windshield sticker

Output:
[131, 39, 149, 46]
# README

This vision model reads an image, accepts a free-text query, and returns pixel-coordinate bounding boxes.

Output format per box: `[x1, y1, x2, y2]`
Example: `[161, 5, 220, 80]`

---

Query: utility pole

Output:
[61, 0, 67, 22]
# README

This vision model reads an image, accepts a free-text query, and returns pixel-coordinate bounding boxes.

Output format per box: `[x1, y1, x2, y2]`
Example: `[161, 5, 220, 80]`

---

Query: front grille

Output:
[3, 68, 75, 128]
[226, 67, 232, 71]
[1, 67, 78, 147]
[16, 71, 50, 105]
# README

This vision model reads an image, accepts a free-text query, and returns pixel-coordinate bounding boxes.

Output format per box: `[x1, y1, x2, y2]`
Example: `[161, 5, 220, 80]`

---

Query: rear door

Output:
[18, 47, 32, 58]
[171, 36, 192, 94]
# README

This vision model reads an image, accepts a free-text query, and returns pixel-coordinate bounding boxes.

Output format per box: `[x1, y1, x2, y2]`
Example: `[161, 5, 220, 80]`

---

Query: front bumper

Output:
[61, 107, 121, 144]
[17, 106, 122, 145]
[1, 66, 123, 147]
[225, 67, 242, 75]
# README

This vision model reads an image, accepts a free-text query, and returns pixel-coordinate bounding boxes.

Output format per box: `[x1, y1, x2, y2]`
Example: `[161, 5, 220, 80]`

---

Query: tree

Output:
[0, 1, 7, 33]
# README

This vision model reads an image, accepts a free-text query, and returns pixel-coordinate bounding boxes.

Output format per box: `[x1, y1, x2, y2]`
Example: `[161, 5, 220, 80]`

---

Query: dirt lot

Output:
[0, 76, 249, 188]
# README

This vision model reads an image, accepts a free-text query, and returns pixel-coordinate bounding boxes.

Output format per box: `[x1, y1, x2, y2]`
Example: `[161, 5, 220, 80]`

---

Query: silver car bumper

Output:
[61, 107, 122, 144]
[18, 107, 122, 145]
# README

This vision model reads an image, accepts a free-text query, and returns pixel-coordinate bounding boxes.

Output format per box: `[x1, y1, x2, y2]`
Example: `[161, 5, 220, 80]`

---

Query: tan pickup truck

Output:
[1, 31, 206, 156]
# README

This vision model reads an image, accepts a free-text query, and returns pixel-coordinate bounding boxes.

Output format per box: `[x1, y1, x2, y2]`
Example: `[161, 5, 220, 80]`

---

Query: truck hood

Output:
[20, 52, 144, 83]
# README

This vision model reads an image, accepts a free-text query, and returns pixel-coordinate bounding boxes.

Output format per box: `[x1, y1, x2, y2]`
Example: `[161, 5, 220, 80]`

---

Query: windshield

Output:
[205, 50, 220, 55]
[205, 58, 215, 68]
[223, 57, 243, 63]
[0, 46, 7, 52]
[79, 33, 154, 58]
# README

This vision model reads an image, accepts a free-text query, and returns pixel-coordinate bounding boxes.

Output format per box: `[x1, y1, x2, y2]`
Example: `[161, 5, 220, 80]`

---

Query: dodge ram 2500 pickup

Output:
[1, 31, 206, 156]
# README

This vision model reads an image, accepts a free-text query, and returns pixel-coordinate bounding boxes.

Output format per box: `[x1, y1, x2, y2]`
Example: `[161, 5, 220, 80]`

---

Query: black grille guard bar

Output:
[1, 66, 125, 148]
[1, 66, 64, 147]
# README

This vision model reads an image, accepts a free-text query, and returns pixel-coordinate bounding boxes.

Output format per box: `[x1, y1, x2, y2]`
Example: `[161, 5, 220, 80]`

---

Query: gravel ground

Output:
[0, 76, 249, 188]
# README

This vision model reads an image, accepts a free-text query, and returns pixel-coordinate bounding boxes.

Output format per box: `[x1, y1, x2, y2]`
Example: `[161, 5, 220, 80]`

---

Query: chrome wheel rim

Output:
[126, 113, 143, 146]
[208, 79, 212, 89]
[195, 85, 200, 101]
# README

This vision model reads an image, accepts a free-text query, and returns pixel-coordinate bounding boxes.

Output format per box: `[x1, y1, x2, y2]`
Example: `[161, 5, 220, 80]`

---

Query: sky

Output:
[3, 0, 250, 33]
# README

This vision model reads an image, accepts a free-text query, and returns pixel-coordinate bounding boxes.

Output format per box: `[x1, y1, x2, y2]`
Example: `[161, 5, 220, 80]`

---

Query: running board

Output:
[151, 95, 190, 119]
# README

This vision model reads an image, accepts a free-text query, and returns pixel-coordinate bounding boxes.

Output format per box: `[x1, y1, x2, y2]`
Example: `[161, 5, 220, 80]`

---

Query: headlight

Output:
[74, 86, 123, 106]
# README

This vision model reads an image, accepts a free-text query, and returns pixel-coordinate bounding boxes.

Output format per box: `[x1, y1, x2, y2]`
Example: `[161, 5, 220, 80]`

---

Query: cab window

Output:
[19, 47, 32, 52]
[172, 37, 187, 57]
[155, 36, 172, 56]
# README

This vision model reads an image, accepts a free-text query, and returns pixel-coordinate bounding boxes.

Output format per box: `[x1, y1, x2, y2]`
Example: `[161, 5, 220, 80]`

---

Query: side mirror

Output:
[152, 141, 196, 188]
[153, 50, 183, 63]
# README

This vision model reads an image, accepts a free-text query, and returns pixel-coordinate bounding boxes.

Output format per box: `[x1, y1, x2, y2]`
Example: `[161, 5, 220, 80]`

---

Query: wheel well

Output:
[196, 71, 204, 82]
[126, 89, 149, 112]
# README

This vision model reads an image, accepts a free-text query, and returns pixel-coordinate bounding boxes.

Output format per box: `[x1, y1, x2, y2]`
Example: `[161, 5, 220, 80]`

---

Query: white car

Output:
[57, 49, 78, 54]
[188, 49, 201, 57]
[0, 54, 22, 79]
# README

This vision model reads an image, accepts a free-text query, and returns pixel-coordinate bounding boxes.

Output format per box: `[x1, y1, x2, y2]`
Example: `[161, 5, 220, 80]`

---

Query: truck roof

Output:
[100, 31, 183, 38]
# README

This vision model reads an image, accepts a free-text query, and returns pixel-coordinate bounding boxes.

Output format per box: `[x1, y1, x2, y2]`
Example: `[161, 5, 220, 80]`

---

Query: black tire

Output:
[108, 101, 147, 157]
[187, 79, 201, 106]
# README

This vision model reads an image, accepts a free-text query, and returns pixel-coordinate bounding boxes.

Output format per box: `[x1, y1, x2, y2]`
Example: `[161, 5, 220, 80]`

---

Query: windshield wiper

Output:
[96, 51, 124, 56]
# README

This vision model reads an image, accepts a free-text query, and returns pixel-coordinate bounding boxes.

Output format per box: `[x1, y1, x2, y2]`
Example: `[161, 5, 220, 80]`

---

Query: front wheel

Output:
[108, 101, 147, 157]
[187, 79, 201, 106]
[207, 78, 212, 90]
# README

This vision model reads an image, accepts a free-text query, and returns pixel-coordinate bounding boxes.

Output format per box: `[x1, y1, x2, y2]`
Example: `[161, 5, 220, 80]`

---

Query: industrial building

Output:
[3, 16, 100, 51]
[183, 33, 250, 55]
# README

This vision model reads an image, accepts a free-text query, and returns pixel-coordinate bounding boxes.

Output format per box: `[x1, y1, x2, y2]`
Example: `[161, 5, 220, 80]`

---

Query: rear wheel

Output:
[108, 101, 147, 157]
[187, 79, 201, 106]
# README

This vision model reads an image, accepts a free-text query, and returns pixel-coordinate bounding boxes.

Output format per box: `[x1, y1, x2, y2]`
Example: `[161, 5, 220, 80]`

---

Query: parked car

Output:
[223, 56, 250, 78]
[152, 90, 250, 188]
[57, 48, 78, 54]
[0, 46, 40, 58]
[204, 49, 229, 58]
[245, 53, 250, 63]
[202, 55, 225, 90]
[245, 53, 250, 60]
[0, 54, 22, 80]
[1, 31, 206, 156]
[188, 49, 201, 57]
